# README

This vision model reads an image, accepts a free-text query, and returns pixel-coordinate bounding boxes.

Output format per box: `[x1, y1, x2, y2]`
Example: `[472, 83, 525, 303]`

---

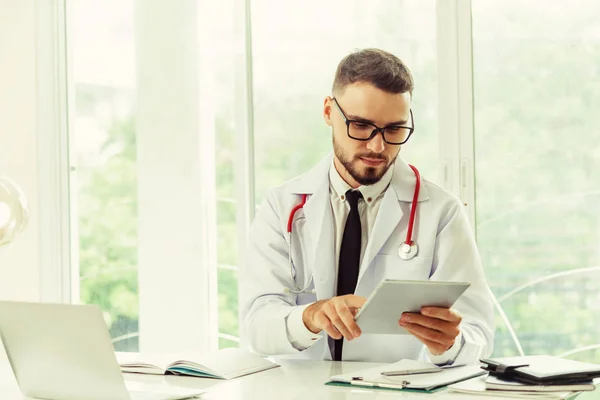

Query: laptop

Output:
[0, 300, 204, 400]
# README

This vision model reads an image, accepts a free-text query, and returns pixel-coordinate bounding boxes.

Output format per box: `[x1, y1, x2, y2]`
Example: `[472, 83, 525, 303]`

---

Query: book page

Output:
[116, 351, 175, 374]
[168, 348, 279, 379]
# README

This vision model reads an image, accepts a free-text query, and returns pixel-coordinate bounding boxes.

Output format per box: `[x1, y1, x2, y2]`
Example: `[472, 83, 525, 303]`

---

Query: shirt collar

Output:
[329, 159, 394, 206]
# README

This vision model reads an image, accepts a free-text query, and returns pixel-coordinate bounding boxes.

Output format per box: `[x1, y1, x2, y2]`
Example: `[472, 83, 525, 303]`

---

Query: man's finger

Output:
[401, 322, 437, 348]
[342, 295, 367, 310]
[400, 321, 455, 348]
[400, 314, 460, 337]
[315, 313, 341, 340]
[410, 334, 449, 356]
[325, 307, 355, 340]
[335, 302, 361, 338]
[420, 307, 462, 322]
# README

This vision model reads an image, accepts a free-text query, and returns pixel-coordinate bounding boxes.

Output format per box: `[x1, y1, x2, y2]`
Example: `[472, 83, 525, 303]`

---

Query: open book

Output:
[116, 348, 279, 380]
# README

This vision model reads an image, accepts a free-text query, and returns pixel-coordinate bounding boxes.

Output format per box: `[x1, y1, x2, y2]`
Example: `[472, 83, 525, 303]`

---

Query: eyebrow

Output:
[346, 114, 408, 126]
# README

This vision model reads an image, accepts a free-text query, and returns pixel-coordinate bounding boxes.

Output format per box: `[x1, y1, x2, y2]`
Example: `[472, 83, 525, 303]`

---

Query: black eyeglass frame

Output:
[332, 97, 415, 145]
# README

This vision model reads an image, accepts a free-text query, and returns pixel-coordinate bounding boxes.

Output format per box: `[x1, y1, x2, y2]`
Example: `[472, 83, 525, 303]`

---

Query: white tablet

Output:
[354, 279, 471, 335]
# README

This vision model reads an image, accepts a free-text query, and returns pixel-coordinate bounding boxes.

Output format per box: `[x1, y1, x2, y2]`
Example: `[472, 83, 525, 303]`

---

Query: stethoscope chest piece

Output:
[398, 241, 418, 260]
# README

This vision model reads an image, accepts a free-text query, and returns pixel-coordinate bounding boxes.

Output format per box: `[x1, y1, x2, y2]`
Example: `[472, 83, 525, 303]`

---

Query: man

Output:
[239, 48, 494, 364]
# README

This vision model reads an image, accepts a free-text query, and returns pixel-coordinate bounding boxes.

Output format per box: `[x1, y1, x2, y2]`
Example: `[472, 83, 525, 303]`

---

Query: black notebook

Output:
[480, 355, 600, 385]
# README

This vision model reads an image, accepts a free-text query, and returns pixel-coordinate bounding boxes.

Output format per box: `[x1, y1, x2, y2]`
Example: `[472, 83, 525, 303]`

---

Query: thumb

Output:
[344, 295, 367, 309]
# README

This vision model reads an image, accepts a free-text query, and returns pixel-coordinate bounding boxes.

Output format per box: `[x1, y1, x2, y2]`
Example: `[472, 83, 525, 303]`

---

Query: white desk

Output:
[0, 359, 597, 399]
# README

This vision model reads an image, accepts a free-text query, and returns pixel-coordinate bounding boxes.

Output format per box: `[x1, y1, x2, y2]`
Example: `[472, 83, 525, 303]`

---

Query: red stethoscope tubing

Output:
[287, 165, 420, 247]
[405, 164, 421, 247]
[287, 194, 308, 233]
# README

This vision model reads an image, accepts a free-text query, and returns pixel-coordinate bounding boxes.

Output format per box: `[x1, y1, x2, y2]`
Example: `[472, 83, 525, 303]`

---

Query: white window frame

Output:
[436, 0, 476, 224]
[229, 0, 255, 347]
[234, 0, 256, 259]
[36, 0, 73, 304]
[135, 0, 218, 354]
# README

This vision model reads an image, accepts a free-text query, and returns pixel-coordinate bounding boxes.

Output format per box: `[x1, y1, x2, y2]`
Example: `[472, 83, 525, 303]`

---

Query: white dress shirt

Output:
[284, 160, 464, 364]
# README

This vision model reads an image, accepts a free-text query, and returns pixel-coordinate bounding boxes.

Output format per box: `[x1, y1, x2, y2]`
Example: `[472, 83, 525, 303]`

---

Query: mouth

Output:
[359, 157, 386, 167]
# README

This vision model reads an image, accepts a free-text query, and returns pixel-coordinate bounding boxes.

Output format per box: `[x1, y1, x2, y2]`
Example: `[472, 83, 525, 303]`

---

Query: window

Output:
[69, 0, 222, 353]
[70, 0, 139, 351]
[473, 0, 600, 362]
[62, 1, 599, 359]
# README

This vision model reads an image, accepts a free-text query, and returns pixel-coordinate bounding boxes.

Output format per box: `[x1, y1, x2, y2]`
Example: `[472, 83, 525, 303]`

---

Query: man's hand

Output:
[302, 295, 366, 340]
[399, 307, 462, 355]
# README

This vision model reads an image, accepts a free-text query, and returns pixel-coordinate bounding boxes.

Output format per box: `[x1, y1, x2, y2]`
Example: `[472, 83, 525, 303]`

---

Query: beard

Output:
[333, 134, 397, 186]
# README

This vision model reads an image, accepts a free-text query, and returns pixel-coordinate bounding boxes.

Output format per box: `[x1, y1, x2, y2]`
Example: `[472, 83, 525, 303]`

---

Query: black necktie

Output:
[334, 189, 362, 361]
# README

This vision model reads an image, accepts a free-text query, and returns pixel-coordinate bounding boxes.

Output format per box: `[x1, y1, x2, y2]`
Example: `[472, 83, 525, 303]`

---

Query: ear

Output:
[323, 96, 333, 126]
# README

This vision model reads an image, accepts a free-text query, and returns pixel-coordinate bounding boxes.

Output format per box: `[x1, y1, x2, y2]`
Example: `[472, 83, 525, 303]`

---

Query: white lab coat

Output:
[239, 154, 494, 364]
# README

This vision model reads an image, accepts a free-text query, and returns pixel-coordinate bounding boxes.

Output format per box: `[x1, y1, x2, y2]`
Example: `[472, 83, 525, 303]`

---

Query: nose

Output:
[366, 130, 385, 153]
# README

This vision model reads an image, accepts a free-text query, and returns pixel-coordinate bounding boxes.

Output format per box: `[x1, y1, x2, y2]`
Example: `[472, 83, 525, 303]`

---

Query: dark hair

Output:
[332, 48, 414, 96]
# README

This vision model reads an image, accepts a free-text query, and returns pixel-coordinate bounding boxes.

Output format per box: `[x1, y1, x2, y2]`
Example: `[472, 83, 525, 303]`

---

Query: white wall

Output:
[0, 0, 40, 302]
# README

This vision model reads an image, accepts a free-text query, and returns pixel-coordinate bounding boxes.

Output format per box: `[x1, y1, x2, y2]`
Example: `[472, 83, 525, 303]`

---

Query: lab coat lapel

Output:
[358, 189, 403, 283]
[289, 154, 336, 300]
[357, 158, 429, 284]
[302, 187, 335, 300]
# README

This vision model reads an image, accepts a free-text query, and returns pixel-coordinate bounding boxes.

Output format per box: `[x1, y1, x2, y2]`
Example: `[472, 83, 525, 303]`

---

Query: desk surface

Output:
[1, 359, 599, 399]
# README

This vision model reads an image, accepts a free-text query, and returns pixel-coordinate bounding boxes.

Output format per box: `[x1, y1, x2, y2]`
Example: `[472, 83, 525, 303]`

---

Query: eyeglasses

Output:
[332, 97, 415, 145]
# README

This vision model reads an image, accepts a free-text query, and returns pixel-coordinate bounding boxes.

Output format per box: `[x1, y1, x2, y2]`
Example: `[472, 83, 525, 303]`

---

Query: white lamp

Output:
[0, 177, 29, 248]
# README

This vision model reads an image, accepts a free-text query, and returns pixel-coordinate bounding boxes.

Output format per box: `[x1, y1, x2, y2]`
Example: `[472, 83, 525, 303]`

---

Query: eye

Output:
[386, 126, 402, 132]
[352, 122, 371, 129]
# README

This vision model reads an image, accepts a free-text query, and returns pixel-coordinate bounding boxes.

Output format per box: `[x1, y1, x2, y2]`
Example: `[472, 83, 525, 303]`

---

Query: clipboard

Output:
[326, 360, 485, 393]
[354, 279, 470, 334]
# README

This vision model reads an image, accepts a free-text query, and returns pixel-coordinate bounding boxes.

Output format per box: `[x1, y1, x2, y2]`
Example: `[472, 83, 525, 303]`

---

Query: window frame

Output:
[36, 0, 73, 304]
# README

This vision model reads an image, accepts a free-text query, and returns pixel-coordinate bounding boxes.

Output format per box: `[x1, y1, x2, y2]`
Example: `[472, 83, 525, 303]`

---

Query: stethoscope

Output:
[283, 165, 421, 294]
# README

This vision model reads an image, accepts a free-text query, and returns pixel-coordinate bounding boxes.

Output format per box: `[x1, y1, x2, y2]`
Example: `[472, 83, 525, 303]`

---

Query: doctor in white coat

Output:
[239, 48, 494, 365]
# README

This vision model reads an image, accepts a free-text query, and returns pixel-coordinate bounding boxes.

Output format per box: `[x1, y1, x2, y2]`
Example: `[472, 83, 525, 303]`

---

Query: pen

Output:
[381, 367, 441, 376]
[351, 378, 410, 389]
[380, 363, 466, 377]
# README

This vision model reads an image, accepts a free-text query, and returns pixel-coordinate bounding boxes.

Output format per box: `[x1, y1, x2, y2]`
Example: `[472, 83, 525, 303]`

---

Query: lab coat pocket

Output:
[374, 254, 433, 282]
